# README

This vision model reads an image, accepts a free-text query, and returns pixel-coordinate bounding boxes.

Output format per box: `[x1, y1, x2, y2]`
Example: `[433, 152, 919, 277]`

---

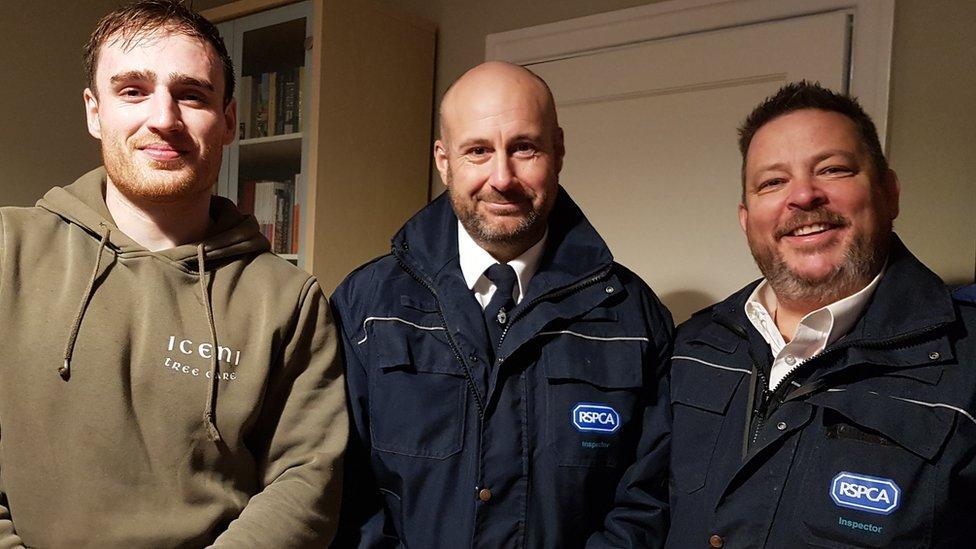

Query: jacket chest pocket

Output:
[367, 324, 466, 459]
[542, 337, 644, 468]
[795, 392, 952, 548]
[669, 355, 744, 494]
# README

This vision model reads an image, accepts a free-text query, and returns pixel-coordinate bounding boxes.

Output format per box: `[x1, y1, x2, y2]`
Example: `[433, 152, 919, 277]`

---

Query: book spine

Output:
[253, 74, 270, 138]
[273, 184, 291, 254]
[267, 72, 278, 137]
[279, 68, 299, 135]
[238, 180, 256, 215]
[238, 75, 252, 140]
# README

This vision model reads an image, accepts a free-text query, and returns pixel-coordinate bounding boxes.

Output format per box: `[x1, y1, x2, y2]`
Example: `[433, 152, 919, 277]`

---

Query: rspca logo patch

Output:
[830, 471, 901, 515]
[572, 403, 620, 433]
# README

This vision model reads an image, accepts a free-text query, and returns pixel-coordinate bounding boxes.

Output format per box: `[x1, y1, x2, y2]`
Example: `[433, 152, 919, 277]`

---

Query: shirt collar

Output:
[457, 220, 547, 303]
[745, 267, 885, 352]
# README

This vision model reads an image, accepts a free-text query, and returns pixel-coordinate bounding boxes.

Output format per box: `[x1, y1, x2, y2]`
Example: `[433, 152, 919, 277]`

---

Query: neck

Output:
[104, 180, 212, 252]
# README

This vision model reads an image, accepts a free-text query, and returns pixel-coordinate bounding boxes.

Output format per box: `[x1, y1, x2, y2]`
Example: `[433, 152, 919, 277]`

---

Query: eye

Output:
[756, 177, 786, 192]
[819, 165, 854, 177]
[120, 87, 146, 98]
[465, 146, 491, 161]
[512, 142, 537, 156]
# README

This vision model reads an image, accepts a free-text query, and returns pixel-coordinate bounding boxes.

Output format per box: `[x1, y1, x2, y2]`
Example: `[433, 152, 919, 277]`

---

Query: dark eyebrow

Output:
[109, 70, 157, 85]
[108, 70, 214, 93]
[169, 73, 216, 92]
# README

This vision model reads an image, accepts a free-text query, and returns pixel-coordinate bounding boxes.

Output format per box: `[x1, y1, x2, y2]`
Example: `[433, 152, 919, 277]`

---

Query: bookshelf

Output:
[206, 0, 435, 291]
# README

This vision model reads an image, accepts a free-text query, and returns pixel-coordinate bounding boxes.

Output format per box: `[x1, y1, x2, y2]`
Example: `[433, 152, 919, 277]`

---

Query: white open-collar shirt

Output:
[745, 268, 884, 390]
[457, 221, 547, 311]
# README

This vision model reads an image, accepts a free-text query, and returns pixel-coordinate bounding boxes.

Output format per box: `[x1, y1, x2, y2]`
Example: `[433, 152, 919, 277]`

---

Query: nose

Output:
[146, 90, 183, 134]
[488, 153, 516, 190]
[787, 174, 827, 210]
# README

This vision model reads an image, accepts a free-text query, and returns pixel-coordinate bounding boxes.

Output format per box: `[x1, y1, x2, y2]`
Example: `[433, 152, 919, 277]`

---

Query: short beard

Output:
[101, 133, 218, 204]
[446, 166, 551, 252]
[750, 209, 891, 306]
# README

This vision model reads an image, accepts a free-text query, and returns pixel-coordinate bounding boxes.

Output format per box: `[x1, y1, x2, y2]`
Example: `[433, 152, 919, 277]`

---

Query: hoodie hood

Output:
[36, 166, 270, 266]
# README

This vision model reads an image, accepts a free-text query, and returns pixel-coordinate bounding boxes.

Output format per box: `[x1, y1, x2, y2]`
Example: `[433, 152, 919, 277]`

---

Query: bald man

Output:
[330, 62, 673, 548]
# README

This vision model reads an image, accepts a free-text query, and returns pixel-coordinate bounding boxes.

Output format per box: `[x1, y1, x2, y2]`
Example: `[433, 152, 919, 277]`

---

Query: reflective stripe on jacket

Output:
[667, 236, 976, 548]
[332, 189, 673, 548]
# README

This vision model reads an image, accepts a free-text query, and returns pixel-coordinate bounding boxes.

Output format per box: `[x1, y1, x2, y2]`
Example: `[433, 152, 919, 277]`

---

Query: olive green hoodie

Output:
[0, 168, 346, 547]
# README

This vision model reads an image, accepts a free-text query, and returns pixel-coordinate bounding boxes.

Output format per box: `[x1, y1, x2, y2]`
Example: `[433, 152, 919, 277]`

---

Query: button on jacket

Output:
[332, 189, 673, 548]
[667, 236, 976, 548]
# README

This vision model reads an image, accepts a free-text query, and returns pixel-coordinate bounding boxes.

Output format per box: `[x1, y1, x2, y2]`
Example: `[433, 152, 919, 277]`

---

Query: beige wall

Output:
[0, 0, 237, 207]
[887, 0, 976, 285]
[381, 0, 976, 285]
[1, 0, 973, 283]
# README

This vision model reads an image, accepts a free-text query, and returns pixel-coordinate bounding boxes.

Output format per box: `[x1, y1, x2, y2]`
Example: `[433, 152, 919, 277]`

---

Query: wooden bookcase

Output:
[205, 0, 435, 292]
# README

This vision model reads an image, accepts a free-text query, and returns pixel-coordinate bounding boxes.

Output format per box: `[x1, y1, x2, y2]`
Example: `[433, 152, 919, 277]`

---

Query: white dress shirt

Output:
[457, 221, 547, 310]
[744, 269, 884, 390]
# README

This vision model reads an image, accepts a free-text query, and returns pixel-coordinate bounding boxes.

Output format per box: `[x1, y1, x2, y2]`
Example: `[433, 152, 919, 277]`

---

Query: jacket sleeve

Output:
[329, 282, 398, 548]
[0, 486, 25, 548]
[211, 279, 348, 547]
[586, 286, 674, 549]
[0, 214, 23, 549]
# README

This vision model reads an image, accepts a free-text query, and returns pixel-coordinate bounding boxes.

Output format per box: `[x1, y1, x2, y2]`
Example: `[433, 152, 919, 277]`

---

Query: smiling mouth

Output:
[787, 223, 835, 237]
[139, 145, 185, 162]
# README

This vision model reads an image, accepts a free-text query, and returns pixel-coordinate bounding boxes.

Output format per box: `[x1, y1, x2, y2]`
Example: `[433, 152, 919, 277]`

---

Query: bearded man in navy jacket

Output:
[331, 61, 673, 548]
[667, 81, 976, 548]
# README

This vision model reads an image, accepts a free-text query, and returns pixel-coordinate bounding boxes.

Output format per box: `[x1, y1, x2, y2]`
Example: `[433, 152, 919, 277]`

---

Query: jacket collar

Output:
[391, 186, 614, 296]
[704, 234, 955, 358]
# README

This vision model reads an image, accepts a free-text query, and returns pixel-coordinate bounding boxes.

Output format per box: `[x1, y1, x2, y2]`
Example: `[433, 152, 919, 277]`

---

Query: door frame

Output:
[485, 0, 895, 144]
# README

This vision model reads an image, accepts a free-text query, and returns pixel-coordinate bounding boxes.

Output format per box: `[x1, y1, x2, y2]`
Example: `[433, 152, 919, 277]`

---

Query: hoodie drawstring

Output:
[60, 225, 110, 381]
[198, 244, 222, 443]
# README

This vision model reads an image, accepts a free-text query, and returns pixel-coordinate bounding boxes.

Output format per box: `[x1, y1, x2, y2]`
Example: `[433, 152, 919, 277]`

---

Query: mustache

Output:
[775, 208, 850, 238]
[477, 187, 531, 203]
[130, 135, 191, 152]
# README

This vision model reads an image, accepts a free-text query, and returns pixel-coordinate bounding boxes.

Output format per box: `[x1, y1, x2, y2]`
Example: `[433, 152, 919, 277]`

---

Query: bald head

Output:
[433, 61, 564, 262]
[438, 61, 559, 145]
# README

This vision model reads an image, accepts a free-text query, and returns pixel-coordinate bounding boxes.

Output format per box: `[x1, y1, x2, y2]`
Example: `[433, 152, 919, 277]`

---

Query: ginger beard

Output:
[100, 125, 223, 203]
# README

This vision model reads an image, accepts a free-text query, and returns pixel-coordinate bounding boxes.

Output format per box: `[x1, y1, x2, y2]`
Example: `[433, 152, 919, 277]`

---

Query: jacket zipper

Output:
[749, 322, 946, 449]
[393, 246, 487, 417]
[495, 265, 613, 352]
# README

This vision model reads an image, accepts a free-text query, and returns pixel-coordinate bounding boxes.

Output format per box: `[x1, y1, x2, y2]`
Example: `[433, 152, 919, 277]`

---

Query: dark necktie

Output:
[483, 263, 518, 354]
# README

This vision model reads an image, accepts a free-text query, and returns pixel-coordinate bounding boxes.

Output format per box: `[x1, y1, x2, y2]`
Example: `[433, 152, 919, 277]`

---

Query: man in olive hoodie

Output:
[0, 1, 346, 546]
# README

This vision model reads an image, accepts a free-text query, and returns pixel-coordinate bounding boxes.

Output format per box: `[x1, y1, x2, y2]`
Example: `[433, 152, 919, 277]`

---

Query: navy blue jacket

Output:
[667, 236, 976, 548]
[331, 189, 673, 548]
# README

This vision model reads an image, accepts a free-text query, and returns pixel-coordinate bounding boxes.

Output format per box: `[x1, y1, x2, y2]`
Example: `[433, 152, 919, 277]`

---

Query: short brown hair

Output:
[84, 0, 234, 105]
[737, 81, 888, 197]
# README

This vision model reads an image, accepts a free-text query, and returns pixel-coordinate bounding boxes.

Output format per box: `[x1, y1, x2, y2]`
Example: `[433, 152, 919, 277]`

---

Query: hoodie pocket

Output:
[368, 327, 466, 459]
[543, 337, 644, 468]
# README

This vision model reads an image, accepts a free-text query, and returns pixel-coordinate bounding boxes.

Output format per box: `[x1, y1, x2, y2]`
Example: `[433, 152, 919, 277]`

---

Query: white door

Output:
[526, 11, 852, 321]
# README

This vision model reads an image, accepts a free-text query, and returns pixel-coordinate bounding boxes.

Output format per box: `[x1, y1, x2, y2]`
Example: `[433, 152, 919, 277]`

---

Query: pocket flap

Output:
[373, 331, 462, 376]
[809, 389, 954, 461]
[542, 336, 643, 389]
[671, 355, 747, 414]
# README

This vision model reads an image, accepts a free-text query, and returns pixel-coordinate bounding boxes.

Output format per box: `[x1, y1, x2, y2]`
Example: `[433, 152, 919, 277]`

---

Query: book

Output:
[267, 72, 277, 136]
[291, 172, 302, 254]
[273, 184, 292, 254]
[252, 73, 271, 138]
[237, 75, 252, 139]
[276, 67, 300, 135]
[237, 180, 256, 215]
[252, 180, 294, 254]
[297, 66, 305, 132]
[253, 181, 277, 243]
